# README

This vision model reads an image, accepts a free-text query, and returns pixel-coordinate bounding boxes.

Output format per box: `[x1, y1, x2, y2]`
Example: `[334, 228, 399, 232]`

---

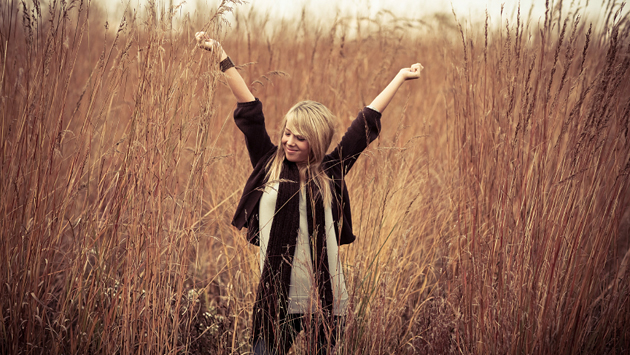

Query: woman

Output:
[196, 31, 422, 355]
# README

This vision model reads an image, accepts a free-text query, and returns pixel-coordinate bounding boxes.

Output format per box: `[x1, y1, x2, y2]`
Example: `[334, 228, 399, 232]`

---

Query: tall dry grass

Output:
[1, 0, 629, 354]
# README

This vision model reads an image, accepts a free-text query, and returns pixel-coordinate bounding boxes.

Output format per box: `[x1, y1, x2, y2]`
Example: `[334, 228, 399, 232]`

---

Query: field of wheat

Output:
[1, 0, 629, 354]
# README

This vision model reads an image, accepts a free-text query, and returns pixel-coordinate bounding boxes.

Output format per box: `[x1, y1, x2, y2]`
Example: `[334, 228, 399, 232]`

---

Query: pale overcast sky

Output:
[103, 0, 616, 26]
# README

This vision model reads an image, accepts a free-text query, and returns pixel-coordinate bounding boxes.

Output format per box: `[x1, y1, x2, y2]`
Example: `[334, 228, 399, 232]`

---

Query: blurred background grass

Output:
[1, 0, 629, 353]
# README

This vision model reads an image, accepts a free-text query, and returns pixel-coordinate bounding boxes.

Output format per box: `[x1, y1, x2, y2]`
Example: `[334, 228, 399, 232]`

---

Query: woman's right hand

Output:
[196, 31, 254, 102]
[195, 32, 228, 61]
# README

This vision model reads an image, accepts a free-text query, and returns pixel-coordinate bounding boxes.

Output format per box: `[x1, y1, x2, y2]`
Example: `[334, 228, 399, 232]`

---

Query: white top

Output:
[259, 182, 349, 315]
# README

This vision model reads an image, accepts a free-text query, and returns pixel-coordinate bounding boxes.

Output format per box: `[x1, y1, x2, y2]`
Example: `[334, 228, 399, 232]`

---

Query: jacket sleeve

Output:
[234, 99, 276, 168]
[327, 107, 382, 175]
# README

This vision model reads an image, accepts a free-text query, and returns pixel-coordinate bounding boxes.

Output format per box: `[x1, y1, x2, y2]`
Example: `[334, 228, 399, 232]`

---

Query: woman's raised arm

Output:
[196, 32, 256, 103]
[368, 63, 423, 113]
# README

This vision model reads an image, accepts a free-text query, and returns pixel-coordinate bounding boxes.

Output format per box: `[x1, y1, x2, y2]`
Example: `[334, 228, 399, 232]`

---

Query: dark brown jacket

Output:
[231, 99, 381, 246]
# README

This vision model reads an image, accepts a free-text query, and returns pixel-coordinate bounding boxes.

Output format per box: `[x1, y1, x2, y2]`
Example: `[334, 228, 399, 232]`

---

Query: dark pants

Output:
[252, 314, 344, 355]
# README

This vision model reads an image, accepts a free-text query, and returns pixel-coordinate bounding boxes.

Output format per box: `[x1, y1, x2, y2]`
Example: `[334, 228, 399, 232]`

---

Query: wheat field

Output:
[1, 0, 629, 354]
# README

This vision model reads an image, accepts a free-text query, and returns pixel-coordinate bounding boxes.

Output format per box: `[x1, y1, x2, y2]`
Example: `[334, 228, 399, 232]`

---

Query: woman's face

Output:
[282, 120, 310, 163]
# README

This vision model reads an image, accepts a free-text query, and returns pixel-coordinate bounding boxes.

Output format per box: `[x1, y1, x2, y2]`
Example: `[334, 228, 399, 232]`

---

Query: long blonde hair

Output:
[265, 100, 336, 205]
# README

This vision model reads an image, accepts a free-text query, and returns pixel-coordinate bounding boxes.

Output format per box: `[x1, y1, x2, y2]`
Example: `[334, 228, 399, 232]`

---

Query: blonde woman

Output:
[196, 32, 422, 355]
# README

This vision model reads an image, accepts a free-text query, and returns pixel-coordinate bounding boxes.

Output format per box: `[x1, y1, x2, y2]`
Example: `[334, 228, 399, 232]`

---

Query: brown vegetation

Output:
[1, 0, 629, 354]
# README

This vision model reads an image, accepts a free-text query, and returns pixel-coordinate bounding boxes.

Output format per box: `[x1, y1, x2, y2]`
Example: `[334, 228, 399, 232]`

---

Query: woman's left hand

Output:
[399, 63, 424, 81]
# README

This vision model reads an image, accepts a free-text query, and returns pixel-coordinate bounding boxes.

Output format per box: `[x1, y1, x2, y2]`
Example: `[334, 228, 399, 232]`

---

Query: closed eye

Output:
[284, 129, 305, 142]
